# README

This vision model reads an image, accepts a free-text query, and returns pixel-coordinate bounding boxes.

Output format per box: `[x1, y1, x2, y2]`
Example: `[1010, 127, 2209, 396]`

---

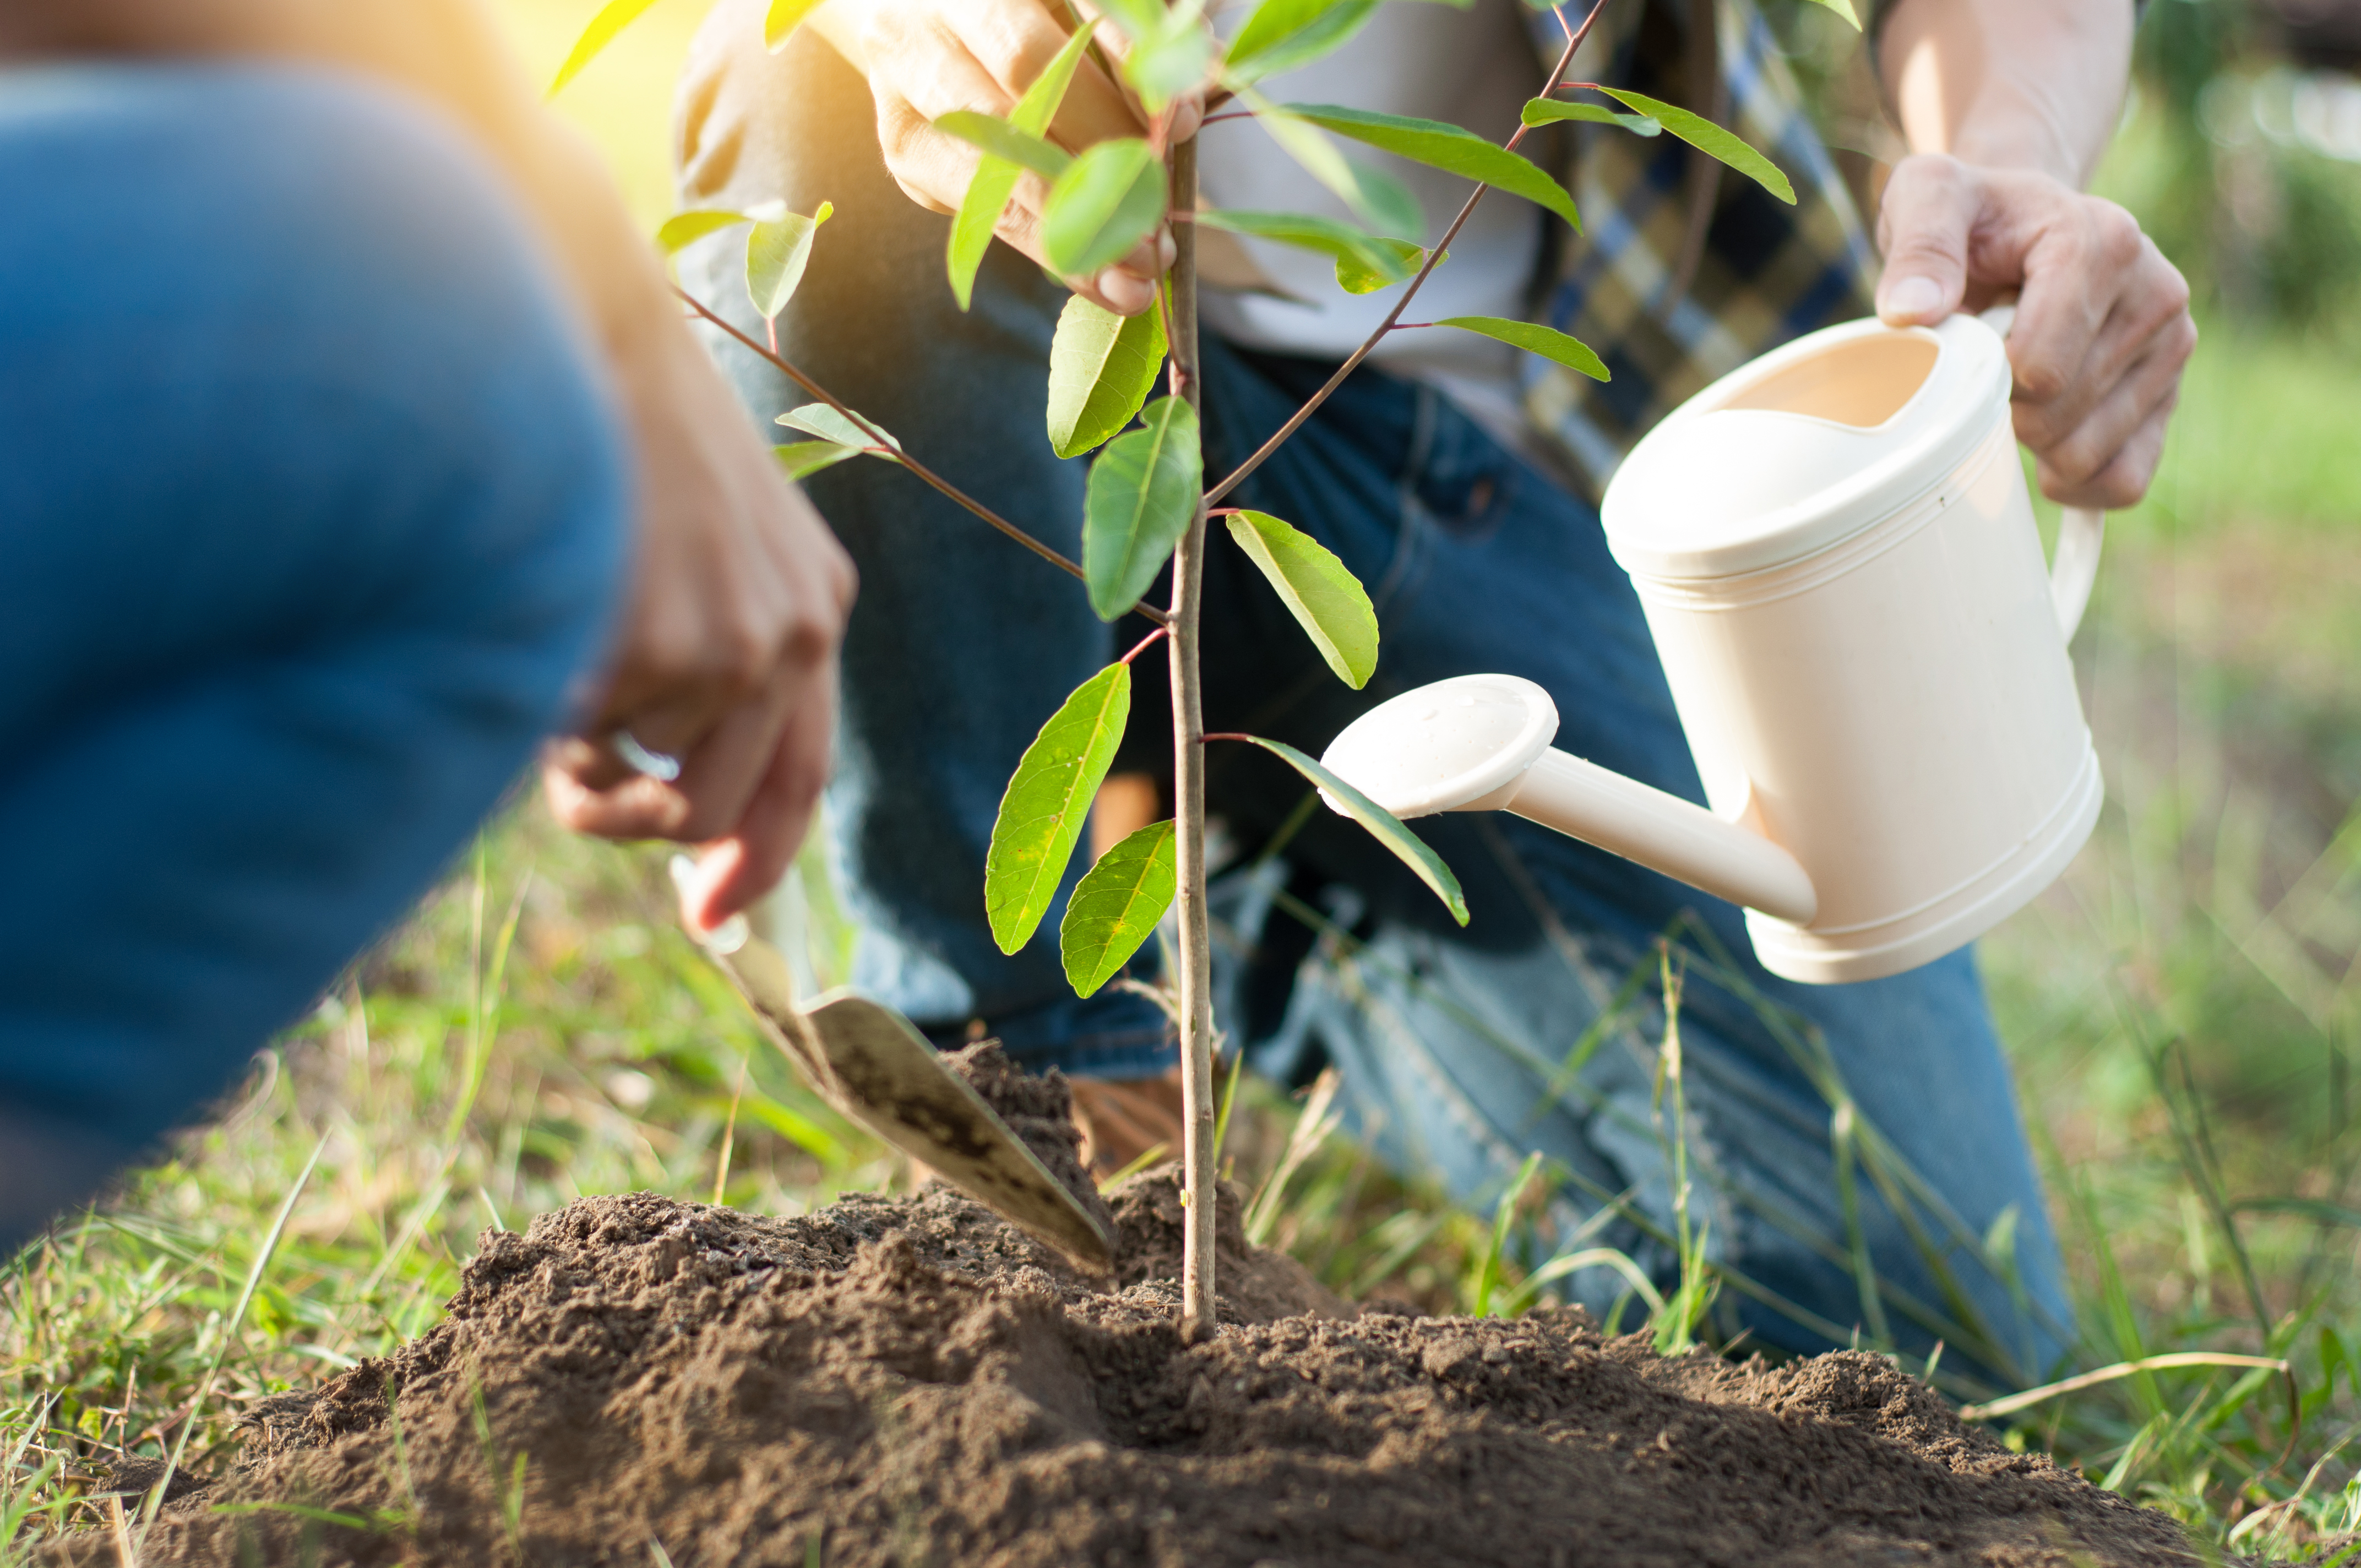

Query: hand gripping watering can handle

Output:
[1976, 303, 2106, 641]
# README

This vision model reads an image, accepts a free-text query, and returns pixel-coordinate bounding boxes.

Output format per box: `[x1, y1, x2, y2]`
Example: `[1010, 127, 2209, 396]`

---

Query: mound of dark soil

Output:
[56, 1165, 2230, 1568]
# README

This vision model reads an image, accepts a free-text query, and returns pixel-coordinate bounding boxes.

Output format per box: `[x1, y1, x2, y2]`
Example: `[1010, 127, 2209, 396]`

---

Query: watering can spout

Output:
[1318, 673, 1818, 929]
[1503, 749, 1818, 925]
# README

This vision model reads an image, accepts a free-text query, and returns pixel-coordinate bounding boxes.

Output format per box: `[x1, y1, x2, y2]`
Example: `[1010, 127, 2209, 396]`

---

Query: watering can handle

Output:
[1975, 303, 2106, 643]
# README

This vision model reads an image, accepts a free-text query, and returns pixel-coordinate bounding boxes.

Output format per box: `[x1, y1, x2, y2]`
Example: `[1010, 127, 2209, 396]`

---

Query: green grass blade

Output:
[548, 0, 663, 97]
[1082, 395, 1200, 619]
[1427, 315, 1607, 380]
[1043, 139, 1165, 276]
[1590, 88, 1796, 205]
[1222, 510, 1379, 688]
[1047, 295, 1168, 458]
[1230, 737, 1467, 924]
[1060, 819, 1178, 996]
[985, 662, 1133, 953]
[1285, 102, 1581, 230]
[1474, 1152, 1544, 1316]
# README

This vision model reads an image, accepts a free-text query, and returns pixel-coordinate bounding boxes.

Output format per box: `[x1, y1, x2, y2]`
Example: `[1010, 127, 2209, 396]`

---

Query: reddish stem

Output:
[1119, 624, 1170, 665]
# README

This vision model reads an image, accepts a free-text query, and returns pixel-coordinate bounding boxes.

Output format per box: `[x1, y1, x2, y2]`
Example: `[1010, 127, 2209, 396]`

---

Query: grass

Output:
[7, 8, 2361, 1562]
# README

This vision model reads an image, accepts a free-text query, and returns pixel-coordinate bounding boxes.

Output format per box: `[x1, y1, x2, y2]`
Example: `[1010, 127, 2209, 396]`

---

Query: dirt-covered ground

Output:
[57, 1155, 2230, 1568]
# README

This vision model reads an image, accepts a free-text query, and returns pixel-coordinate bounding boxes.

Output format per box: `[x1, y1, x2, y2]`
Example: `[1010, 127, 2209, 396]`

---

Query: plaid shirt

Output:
[1522, 1, 1880, 498]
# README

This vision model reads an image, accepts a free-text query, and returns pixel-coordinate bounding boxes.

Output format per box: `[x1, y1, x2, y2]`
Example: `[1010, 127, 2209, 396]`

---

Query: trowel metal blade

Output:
[711, 935, 1115, 1273]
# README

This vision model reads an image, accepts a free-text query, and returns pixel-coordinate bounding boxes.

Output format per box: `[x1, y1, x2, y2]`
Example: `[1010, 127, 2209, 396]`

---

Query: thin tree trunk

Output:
[1165, 132, 1217, 1340]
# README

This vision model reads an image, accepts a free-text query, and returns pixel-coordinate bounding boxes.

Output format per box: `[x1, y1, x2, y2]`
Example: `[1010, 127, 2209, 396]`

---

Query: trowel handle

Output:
[1974, 302, 2106, 644]
[1503, 750, 1819, 926]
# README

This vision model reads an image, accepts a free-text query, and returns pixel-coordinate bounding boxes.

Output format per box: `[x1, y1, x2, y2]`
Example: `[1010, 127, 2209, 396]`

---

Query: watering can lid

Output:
[1600, 314, 2012, 581]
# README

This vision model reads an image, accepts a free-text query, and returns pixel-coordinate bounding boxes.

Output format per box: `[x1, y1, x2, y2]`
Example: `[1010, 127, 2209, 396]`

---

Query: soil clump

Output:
[53, 1167, 2235, 1568]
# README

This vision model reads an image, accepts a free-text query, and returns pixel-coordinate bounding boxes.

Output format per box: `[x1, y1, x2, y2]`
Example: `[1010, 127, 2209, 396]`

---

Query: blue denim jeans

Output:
[0, 66, 628, 1251]
[676, 4, 2072, 1384]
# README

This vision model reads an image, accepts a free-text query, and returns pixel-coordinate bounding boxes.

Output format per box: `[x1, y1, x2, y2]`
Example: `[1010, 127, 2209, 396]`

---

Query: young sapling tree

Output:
[565, 0, 1843, 1338]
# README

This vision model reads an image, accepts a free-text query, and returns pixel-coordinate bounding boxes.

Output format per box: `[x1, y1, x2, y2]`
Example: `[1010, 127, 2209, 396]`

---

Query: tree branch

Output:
[1202, 0, 1611, 508]
[674, 284, 1173, 629]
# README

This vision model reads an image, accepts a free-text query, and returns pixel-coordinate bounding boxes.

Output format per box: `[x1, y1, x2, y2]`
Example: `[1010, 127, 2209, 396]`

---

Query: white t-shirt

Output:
[1195, 0, 1547, 443]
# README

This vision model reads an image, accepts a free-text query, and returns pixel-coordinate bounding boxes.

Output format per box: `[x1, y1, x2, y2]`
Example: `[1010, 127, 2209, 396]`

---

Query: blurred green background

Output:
[5, 0, 2359, 1559]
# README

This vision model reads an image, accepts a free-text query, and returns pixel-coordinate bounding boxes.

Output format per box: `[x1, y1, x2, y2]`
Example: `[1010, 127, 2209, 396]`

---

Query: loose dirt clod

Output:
[50, 1168, 2229, 1568]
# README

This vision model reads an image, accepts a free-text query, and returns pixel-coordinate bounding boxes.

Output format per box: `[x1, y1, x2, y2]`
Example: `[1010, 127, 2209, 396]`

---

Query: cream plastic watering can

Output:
[1319, 311, 2106, 984]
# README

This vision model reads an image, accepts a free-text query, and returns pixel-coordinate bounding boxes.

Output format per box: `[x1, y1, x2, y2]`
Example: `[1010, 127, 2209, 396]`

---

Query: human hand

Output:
[1874, 154, 2196, 509]
[541, 313, 856, 934]
[814, 0, 1200, 315]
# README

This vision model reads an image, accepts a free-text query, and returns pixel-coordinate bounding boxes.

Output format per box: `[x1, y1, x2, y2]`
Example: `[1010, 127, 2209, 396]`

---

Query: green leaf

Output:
[1427, 315, 1607, 381]
[1043, 138, 1167, 277]
[1047, 295, 1168, 459]
[1231, 87, 1424, 238]
[1223, 0, 1471, 85]
[1084, 395, 1200, 620]
[985, 663, 1133, 953]
[745, 202, 834, 321]
[656, 209, 751, 254]
[1590, 88, 1795, 205]
[1232, 736, 1467, 924]
[773, 440, 862, 481]
[1285, 102, 1582, 231]
[1224, 510, 1380, 688]
[1122, 3, 1215, 111]
[948, 21, 1097, 310]
[548, 0, 662, 96]
[1195, 209, 1416, 292]
[1225, 0, 1380, 85]
[1060, 819, 1178, 996]
[1519, 98, 1662, 136]
[1334, 237, 1430, 293]
[775, 403, 901, 455]
[934, 111, 1074, 180]
[1801, 0, 1860, 28]
[765, 0, 829, 50]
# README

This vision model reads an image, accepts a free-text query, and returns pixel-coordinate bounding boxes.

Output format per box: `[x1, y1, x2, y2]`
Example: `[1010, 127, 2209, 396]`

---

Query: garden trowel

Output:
[693, 917, 1116, 1274]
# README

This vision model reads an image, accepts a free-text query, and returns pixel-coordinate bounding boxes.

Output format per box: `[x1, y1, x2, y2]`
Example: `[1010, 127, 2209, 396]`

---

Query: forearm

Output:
[1877, 0, 2134, 186]
[0, 0, 674, 360]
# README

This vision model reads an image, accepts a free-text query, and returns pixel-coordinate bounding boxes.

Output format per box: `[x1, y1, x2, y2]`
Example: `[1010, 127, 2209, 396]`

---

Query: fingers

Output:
[1874, 154, 2196, 510]
[675, 655, 841, 932]
[1873, 154, 1979, 325]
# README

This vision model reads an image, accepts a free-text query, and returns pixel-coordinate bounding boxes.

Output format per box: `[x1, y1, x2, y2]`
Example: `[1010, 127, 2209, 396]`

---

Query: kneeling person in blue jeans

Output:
[674, 0, 2194, 1386]
[0, 2, 853, 1251]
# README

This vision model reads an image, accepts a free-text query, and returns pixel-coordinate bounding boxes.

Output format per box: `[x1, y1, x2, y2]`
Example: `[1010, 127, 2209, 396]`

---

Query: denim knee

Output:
[0, 65, 628, 1246]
